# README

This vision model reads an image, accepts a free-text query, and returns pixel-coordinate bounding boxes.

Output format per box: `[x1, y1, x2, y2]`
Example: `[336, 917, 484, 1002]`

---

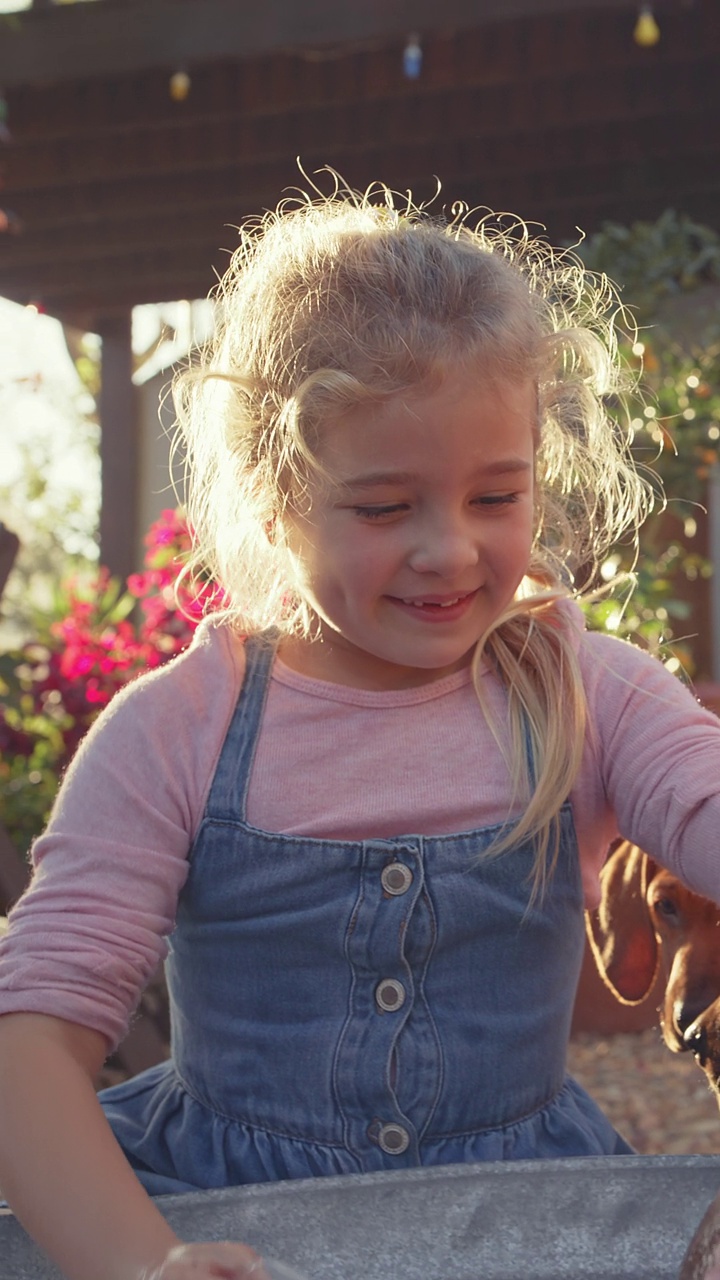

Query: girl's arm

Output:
[0, 1012, 261, 1280]
[579, 629, 720, 903]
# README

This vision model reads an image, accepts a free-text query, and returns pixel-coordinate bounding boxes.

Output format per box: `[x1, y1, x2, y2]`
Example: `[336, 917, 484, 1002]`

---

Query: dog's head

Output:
[587, 842, 720, 1101]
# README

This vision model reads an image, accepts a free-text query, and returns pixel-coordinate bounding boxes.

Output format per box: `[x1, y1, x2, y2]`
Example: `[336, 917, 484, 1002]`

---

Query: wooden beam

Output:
[3, 121, 720, 317]
[7, 44, 718, 199]
[2, 90, 718, 249]
[3, 131, 718, 278]
[5, 158, 720, 318]
[0, 0, 638, 89]
[10, 4, 713, 160]
[0, 1, 715, 319]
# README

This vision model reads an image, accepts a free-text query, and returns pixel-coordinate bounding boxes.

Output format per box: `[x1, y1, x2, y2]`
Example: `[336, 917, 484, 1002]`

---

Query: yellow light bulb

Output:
[634, 5, 660, 46]
[169, 70, 191, 101]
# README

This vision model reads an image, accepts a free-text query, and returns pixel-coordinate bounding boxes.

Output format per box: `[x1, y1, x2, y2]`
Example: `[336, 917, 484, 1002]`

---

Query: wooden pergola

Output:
[1, 0, 719, 579]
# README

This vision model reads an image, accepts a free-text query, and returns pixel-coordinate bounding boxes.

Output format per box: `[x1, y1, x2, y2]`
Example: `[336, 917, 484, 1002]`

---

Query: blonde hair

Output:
[173, 173, 654, 886]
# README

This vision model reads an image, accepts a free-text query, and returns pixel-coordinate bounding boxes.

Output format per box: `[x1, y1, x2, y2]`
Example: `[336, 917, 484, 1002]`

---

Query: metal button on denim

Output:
[377, 1123, 410, 1155]
[375, 978, 406, 1012]
[380, 862, 413, 895]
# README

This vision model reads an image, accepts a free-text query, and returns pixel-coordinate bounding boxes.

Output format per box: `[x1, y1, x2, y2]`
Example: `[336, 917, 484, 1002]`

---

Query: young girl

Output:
[1, 177, 720, 1280]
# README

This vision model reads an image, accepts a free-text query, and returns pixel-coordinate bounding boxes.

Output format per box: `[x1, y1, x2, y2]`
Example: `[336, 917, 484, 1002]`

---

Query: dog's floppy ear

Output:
[585, 841, 660, 1004]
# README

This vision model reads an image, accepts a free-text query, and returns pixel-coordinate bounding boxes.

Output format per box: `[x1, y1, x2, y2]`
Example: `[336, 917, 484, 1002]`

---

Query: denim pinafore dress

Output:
[100, 633, 631, 1195]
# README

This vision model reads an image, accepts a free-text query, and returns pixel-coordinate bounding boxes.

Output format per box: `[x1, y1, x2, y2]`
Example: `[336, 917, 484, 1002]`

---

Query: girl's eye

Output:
[474, 493, 520, 507]
[352, 504, 408, 520]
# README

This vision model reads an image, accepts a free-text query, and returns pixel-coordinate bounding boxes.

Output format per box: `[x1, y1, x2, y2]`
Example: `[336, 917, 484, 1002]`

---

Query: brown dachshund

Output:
[586, 841, 720, 1100]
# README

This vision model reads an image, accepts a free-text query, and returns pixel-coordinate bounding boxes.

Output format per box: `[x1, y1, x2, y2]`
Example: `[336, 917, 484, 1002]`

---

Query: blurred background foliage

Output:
[0, 323, 102, 649]
[0, 510, 222, 858]
[579, 209, 720, 670]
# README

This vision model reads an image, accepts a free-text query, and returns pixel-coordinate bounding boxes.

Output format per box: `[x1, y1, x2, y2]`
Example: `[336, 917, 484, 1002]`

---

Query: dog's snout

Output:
[672, 996, 711, 1044]
[683, 1018, 709, 1065]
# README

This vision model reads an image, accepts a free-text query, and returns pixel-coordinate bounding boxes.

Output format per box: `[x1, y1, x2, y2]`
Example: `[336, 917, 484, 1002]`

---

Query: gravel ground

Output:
[568, 1029, 720, 1155]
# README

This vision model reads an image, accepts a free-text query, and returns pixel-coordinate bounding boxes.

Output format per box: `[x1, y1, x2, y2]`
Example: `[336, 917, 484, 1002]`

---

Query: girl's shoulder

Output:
[556, 597, 713, 721]
[54, 617, 249, 827]
[554, 595, 681, 674]
[101, 614, 247, 724]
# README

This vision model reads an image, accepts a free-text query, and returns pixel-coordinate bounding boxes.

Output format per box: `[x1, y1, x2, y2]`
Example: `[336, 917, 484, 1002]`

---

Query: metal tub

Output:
[3, 1156, 720, 1279]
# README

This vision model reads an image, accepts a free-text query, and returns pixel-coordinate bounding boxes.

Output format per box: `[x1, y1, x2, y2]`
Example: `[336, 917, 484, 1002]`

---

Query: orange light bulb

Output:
[169, 70, 191, 101]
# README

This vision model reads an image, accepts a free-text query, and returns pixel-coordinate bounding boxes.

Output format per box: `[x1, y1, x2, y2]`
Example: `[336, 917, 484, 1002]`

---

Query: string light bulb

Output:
[0, 208, 21, 234]
[169, 69, 191, 101]
[634, 5, 660, 46]
[403, 33, 422, 79]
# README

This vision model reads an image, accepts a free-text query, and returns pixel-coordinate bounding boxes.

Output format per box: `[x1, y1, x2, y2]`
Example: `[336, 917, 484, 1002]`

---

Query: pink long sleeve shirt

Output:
[1, 604, 720, 1050]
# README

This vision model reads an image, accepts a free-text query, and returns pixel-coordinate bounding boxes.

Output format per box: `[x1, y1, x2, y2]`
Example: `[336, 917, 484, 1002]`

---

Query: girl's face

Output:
[279, 369, 537, 690]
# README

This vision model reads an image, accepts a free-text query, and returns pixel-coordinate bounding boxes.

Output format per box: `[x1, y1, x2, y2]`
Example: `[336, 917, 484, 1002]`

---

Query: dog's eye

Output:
[651, 895, 680, 921]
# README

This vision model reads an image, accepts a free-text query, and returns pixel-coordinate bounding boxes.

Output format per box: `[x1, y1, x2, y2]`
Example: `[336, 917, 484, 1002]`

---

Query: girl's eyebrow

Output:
[342, 471, 417, 489]
[342, 459, 532, 489]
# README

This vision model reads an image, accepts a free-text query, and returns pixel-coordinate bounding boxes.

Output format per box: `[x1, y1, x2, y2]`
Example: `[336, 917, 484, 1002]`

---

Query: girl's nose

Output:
[407, 518, 480, 578]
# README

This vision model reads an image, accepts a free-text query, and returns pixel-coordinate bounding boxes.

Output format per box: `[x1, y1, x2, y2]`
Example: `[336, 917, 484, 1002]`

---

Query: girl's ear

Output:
[585, 841, 660, 1005]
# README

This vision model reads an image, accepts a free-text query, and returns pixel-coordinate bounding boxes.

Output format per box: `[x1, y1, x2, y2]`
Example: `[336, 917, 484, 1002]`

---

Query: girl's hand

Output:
[141, 1241, 270, 1280]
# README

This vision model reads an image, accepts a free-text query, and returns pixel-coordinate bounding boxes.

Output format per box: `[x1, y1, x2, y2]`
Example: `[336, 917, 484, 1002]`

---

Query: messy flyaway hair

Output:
[173, 171, 653, 888]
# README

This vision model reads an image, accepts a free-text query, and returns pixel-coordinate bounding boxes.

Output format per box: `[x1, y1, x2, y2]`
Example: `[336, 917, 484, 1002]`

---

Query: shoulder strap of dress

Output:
[203, 628, 279, 821]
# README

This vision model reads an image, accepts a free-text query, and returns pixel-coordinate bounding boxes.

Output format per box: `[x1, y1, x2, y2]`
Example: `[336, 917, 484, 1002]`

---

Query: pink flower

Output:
[5, 509, 228, 792]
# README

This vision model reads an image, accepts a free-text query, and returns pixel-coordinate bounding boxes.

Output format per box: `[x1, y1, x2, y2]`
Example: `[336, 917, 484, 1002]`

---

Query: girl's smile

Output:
[279, 370, 537, 690]
[390, 590, 480, 621]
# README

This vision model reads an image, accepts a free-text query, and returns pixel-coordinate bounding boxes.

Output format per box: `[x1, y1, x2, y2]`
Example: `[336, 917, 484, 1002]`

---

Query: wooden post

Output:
[0, 523, 19, 602]
[0, 825, 30, 914]
[0, 523, 29, 912]
[97, 311, 139, 584]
